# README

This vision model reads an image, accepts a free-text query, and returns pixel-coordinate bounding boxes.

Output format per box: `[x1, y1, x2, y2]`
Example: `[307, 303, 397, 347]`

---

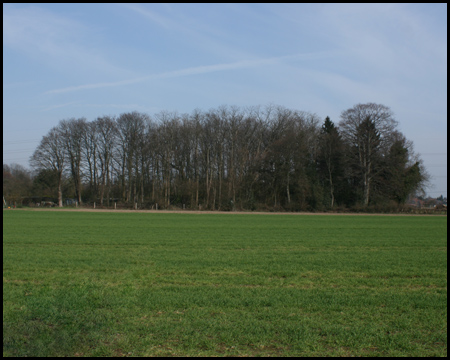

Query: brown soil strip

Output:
[7, 208, 446, 216]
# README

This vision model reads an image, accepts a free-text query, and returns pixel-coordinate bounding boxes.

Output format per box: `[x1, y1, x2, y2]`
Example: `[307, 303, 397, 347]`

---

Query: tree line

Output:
[4, 103, 428, 211]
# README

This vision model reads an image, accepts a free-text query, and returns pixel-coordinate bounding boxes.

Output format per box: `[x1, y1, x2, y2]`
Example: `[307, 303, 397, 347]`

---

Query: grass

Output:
[3, 210, 447, 357]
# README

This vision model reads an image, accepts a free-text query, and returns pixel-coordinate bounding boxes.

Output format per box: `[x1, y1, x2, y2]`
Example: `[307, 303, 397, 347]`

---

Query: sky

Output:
[3, 3, 447, 198]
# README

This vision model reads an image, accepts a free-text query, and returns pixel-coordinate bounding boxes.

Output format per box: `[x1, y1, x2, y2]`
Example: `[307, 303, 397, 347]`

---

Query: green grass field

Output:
[3, 210, 447, 357]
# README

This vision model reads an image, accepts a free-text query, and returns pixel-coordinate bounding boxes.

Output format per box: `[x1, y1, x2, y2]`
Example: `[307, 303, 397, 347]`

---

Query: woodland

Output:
[3, 103, 428, 211]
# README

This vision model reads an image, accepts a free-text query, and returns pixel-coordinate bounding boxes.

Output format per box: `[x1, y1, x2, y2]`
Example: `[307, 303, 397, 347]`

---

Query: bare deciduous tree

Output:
[30, 125, 66, 207]
[93, 116, 118, 206]
[60, 118, 87, 205]
[339, 103, 398, 206]
[27, 104, 426, 211]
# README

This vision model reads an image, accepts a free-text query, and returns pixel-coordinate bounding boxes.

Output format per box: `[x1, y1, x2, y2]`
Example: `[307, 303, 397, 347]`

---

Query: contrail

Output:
[44, 52, 330, 95]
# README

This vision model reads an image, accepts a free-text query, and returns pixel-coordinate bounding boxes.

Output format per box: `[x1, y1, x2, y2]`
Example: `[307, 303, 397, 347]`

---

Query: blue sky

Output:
[3, 3, 447, 198]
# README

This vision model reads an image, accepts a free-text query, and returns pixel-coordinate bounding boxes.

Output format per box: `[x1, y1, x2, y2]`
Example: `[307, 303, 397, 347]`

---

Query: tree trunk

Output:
[364, 171, 370, 206]
[328, 164, 334, 208]
[206, 148, 210, 208]
[286, 171, 291, 204]
[106, 163, 111, 206]
[57, 172, 63, 207]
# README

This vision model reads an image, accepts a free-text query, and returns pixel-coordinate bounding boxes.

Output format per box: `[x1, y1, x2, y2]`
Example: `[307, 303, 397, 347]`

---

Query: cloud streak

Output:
[3, 5, 135, 79]
[44, 52, 332, 95]
[41, 101, 80, 112]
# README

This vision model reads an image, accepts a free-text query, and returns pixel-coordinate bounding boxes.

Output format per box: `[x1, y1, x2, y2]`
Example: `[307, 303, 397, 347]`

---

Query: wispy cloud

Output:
[122, 3, 172, 29]
[41, 101, 80, 112]
[120, 3, 262, 62]
[3, 5, 134, 78]
[79, 103, 160, 113]
[44, 52, 332, 95]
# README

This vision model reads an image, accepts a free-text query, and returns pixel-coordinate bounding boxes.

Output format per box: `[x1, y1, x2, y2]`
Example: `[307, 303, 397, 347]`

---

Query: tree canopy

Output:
[6, 103, 428, 211]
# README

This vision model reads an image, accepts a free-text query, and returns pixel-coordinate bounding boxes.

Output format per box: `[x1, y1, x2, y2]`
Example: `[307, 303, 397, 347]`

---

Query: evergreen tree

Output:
[317, 117, 345, 208]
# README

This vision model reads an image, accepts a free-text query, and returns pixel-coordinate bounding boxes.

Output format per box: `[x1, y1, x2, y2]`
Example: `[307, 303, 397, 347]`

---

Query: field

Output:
[3, 209, 447, 357]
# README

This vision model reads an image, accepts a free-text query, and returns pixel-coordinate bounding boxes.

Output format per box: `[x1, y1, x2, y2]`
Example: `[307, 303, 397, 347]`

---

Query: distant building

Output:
[407, 197, 424, 208]
[407, 196, 447, 209]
